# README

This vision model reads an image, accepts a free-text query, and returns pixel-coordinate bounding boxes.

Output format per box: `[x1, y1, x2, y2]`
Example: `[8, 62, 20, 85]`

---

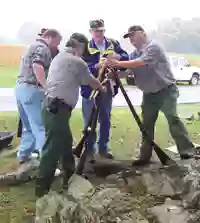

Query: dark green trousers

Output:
[140, 84, 194, 161]
[35, 105, 75, 197]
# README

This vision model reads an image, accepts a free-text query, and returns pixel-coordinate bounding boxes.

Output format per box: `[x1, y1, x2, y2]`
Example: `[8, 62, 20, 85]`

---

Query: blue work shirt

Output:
[81, 37, 129, 99]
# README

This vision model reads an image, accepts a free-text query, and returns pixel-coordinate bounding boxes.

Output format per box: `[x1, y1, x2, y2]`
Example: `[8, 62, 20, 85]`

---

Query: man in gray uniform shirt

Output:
[15, 29, 62, 164]
[35, 34, 105, 197]
[107, 25, 195, 166]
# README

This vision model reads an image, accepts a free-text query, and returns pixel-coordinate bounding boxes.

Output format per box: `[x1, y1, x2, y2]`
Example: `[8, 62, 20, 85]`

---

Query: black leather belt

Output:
[18, 80, 42, 87]
[45, 97, 72, 114]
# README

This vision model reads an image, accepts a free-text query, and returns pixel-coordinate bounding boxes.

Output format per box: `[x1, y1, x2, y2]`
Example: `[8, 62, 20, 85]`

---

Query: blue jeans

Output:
[15, 83, 45, 162]
[82, 92, 112, 153]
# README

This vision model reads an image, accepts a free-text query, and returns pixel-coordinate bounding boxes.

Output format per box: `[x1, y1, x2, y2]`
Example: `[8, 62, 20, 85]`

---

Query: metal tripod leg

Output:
[76, 96, 101, 175]
[113, 73, 177, 166]
[73, 100, 98, 158]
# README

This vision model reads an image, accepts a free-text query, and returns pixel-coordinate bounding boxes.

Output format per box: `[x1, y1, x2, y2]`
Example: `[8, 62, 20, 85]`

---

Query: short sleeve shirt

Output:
[46, 51, 93, 108]
[128, 40, 175, 93]
[18, 39, 52, 84]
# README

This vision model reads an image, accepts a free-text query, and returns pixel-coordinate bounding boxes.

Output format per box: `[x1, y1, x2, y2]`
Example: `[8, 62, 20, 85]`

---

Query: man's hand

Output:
[107, 53, 121, 61]
[107, 58, 121, 68]
[32, 63, 46, 88]
[88, 74, 107, 93]
[95, 57, 107, 69]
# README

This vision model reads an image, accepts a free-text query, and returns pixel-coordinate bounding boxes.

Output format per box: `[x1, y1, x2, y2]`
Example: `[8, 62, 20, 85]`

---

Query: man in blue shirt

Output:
[81, 19, 128, 159]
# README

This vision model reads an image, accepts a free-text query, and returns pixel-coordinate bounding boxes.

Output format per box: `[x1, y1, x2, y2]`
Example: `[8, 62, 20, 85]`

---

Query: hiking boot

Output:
[99, 151, 114, 159]
[180, 150, 194, 160]
[133, 141, 153, 166]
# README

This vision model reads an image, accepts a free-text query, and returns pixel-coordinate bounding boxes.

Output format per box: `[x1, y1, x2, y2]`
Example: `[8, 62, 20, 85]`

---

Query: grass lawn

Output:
[0, 66, 19, 88]
[0, 105, 200, 222]
[0, 52, 199, 88]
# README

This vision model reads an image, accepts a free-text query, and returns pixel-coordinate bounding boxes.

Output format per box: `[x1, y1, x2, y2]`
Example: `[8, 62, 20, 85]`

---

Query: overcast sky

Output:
[1, 0, 200, 38]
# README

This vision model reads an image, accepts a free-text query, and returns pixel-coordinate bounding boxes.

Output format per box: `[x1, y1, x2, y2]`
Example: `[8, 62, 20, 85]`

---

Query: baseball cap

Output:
[69, 33, 88, 45]
[43, 29, 62, 38]
[123, 25, 145, 38]
[89, 19, 105, 30]
[38, 28, 48, 36]
[68, 33, 89, 56]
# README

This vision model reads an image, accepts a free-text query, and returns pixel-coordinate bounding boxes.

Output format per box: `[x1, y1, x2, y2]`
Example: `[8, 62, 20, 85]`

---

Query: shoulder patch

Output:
[35, 45, 46, 54]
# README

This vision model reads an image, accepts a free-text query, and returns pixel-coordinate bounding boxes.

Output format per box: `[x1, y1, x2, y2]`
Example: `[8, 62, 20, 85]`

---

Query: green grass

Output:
[1, 105, 200, 222]
[0, 66, 19, 88]
[0, 52, 200, 88]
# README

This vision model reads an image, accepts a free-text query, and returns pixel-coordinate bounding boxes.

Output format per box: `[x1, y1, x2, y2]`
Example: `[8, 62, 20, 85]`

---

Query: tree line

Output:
[1, 18, 200, 55]
[120, 17, 200, 55]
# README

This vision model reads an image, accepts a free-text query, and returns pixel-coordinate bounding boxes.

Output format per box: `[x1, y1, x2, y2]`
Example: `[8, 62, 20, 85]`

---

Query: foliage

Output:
[120, 17, 200, 55]
[149, 18, 200, 54]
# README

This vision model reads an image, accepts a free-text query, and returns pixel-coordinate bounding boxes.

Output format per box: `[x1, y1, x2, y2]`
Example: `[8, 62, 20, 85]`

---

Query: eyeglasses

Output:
[91, 29, 105, 32]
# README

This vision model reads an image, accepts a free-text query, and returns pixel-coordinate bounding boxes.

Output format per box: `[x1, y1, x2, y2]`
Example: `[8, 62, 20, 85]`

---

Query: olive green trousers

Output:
[35, 105, 75, 197]
[140, 84, 194, 161]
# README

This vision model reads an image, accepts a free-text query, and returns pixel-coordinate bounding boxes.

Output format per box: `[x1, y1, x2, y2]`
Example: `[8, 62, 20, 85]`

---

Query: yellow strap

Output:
[88, 42, 99, 54]
[87, 40, 115, 56]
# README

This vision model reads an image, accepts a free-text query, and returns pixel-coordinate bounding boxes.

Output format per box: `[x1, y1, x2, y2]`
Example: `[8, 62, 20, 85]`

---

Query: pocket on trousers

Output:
[24, 97, 33, 105]
[169, 85, 179, 101]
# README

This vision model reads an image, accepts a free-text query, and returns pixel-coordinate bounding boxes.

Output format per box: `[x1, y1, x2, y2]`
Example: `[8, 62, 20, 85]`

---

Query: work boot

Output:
[132, 141, 152, 166]
[180, 154, 194, 160]
[180, 148, 195, 160]
[99, 151, 114, 159]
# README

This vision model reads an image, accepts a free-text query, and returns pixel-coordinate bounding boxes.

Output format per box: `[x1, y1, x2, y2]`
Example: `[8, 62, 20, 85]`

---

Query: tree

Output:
[148, 17, 200, 54]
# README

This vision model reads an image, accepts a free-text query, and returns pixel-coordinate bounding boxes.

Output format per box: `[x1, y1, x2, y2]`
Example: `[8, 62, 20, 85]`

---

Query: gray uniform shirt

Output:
[46, 51, 93, 108]
[18, 39, 52, 85]
[128, 40, 175, 93]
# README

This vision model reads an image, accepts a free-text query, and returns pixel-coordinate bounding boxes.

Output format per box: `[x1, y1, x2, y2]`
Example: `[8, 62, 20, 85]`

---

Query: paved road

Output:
[0, 85, 200, 112]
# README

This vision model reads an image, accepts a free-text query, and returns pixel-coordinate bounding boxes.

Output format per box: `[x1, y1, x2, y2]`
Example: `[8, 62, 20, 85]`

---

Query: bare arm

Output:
[76, 59, 105, 93]
[113, 59, 146, 69]
[87, 75, 105, 92]
[108, 43, 161, 69]
[32, 63, 46, 87]
[31, 46, 51, 88]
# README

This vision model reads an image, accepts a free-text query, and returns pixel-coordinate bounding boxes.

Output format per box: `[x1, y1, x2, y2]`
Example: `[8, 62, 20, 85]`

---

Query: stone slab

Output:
[149, 199, 192, 223]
